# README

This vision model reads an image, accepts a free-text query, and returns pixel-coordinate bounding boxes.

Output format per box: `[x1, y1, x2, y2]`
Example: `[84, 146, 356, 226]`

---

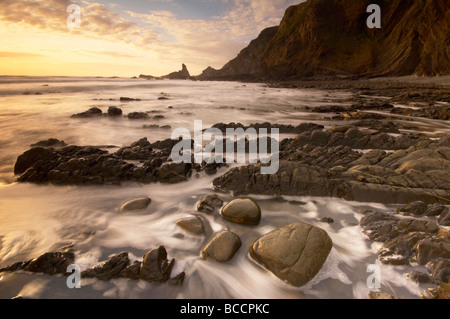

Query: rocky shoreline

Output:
[5, 80, 450, 299]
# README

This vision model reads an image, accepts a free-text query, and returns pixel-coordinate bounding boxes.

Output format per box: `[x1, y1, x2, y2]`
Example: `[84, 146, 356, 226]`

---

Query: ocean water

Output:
[0, 77, 442, 299]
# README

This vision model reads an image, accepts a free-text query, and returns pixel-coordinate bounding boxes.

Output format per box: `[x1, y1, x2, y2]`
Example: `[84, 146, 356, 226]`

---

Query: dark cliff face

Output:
[200, 0, 450, 80]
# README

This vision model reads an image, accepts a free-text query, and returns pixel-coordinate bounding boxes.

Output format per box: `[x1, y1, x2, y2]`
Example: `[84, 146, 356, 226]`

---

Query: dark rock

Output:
[428, 259, 450, 284]
[250, 223, 332, 287]
[0, 252, 75, 275]
[82, 252, 130, 281]
[120, 97, 141, 102]
[158, 97, 170, 100]
[127, 112, 149, 119]
[196, 194, 224, 213]
[439, 210, 450, 226]
[108, 106, 123, 116]
[31, 139, 67, 149]
[120, 197, 151, 212]
[397, 201, 428, 216]
[415, 238, 450, 266]
[408, 271, 434, 284]
[424, 204, 448, 217]
[157, 163, 192, 184]
[369, 292, 398, 299]
[320, 217, 334, 224]
[202, 230, 242, 263]
[71, 107, 103, 118]
[14, 147, 57, 175]
[119, 261, 141, 280]
[140, 246, 174, 284]
[221, 198, 262, 225]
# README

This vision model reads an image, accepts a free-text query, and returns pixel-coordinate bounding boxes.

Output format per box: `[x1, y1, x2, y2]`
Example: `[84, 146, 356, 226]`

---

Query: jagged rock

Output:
[119, 261, 141, 280]
[221, 198, 262, 225]
[120, 97, 141, 102]
[202, 230, 242, 263]
[168, 272, 186, 286]
[250, 223, 332, 287]
[120, 197, 151, 212]
[157, 163, 192, 184]
[196, 194, 224, 214]
[82, 252, 130, 281]
[140, 246, 174, 283]
[0, 252, 75, 275]
[415, 238, 450, 266]
[397, 201, 428, 216]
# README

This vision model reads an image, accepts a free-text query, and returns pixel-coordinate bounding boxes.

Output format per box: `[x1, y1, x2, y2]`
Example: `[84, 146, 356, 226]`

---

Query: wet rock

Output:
[120, 97, 141, 102]
[14, 147, 57, 175]
[408, 271, 434, 284]
[127, 112, 149, 119]
[221, 198, 262, 225]
[119, 261, 141, 280]
[320, 217, 334, 224]
[415, 238, 450, 266]
[82, 252, 130, 281]
[140, 246, 174, 283]
[439, 210, 450, 226]
[31, 139, 67, 149]
[157, 163, 192, 184]
[397, 201, 428, 216]
[427, 259, 450, 284]
[71, 107, 103, 118]
[108, 106, 123, 116]
[176, 217, 204, 235]
[424, 204, 448, 217]
[202, 230, 242, 263]
[0, 252, 75, 275]
[120, 197, 151, 212]
[196, 194, 224, 213]
[250, 223, 332, 287]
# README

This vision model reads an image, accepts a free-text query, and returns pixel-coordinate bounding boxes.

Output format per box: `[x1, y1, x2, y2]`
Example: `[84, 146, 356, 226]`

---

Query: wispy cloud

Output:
[0, 51, 45, 58]
[0, 0, 303, 75]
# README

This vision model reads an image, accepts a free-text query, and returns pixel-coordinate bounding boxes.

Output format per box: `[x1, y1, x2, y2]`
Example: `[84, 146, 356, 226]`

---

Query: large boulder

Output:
[221, 198, 262, 225]
[14, 147, 57, 175]
[250, 223, 332, 287]
[176, 216, 205, 235]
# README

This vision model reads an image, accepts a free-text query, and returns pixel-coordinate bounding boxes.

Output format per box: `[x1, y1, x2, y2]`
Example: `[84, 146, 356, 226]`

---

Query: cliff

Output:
[199, 0, 450, 80]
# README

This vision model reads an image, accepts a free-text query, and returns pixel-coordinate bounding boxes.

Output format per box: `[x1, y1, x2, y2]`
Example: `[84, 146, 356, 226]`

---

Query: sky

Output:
[0, 0, 304, 77]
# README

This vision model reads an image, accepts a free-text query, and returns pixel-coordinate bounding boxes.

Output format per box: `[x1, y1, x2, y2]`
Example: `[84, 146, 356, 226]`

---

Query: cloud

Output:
[0, 51, 45, 58]
[0, 0, 303, 74]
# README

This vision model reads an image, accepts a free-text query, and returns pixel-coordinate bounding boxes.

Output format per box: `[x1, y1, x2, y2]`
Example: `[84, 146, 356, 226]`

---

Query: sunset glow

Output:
[0, 0, 303, 77]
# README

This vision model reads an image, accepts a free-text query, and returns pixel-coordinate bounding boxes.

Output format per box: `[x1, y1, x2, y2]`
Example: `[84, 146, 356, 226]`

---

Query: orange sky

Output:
[0, 0, 303, 77]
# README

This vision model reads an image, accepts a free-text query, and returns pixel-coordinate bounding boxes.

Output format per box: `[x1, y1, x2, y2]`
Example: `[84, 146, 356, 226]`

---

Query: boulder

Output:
[14, 147, 57, 175]
[140, 246, 174, 283]
[108, 106, 123, 116]
[202, 230, 242, 263]
[250, 223, 332, 287]
[221, 198, 262, 225]
[176, 217, 204, 235]
[120, 197, 151, 212]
